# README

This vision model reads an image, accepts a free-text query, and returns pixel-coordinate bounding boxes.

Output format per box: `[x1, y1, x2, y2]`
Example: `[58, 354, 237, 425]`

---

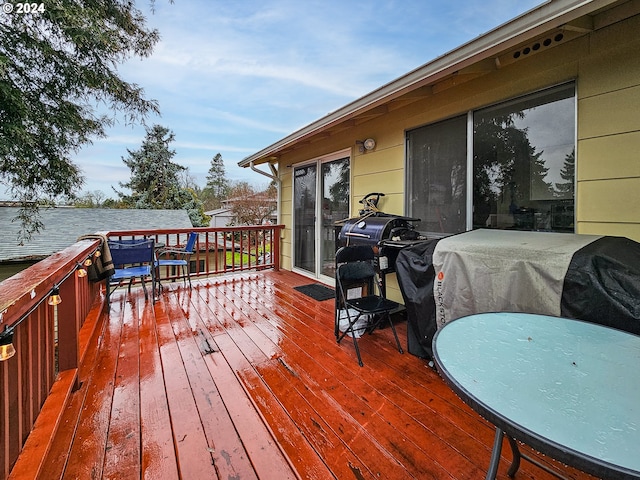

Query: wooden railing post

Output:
[273, 226, 281, 271]
[56, 277, 79, 374]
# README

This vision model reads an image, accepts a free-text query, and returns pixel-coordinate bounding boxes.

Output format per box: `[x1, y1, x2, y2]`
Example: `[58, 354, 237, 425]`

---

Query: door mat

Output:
[293, 283, 335, 301]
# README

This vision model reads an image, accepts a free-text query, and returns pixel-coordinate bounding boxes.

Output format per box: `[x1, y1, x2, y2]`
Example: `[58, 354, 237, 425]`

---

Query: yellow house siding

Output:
[352, 145, 403, 177]
[280, 170, 293, 271]
[579, 24, 640, 97]
[577, 177, 640, 239]
[578, 177, 640, 223]
[579, 132, 640, 180]
[578, 221, 640, 239]
[578, 85, 640, 138]
[576, 13, 640, 240]
[352, 149, 405, 215]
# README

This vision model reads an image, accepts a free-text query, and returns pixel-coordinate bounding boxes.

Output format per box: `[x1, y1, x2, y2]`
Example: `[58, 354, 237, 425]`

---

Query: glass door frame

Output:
[291, 148, 351, 284]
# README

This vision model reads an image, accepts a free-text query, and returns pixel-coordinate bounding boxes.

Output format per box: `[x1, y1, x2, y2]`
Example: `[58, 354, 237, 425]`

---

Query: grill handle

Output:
[344, 232, 371, 238]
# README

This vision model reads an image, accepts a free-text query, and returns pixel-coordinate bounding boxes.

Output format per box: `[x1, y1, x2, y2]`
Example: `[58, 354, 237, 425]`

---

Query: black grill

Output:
[336, 214, 425, 275]
[335, 193, 426, 286]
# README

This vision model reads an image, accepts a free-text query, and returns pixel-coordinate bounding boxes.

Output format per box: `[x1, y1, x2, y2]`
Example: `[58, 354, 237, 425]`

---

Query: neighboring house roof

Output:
[222, 193, 277, 206]
[205, 207, 234, 228]
[238, 0, 619, 167]
[204, 207, 232, 217]
[0, 207, 193, 263]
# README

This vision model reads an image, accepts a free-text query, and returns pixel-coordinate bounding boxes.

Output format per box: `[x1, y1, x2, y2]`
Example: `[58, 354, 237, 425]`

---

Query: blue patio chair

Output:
[106, 238, 155, 305]
[154, 232, 198, 292]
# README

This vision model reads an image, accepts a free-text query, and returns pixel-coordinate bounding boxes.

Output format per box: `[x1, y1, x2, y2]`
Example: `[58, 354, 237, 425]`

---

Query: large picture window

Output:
[406, 83, 575, 235]
[473, 83, 575, 231]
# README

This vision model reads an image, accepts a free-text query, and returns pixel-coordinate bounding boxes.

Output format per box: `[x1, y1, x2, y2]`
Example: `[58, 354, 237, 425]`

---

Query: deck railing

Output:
[107, 225, 283, 281]
[0, 224, 283, 479]
[0, 239, 101, 479]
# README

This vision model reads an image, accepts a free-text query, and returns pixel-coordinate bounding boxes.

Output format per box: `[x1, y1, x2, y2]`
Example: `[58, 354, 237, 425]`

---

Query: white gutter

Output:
[238, 0, 618, 168]
[249, 161, 278, 183]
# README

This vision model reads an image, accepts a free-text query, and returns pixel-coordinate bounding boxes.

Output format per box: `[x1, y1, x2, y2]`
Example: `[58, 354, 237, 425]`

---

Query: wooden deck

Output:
[13, 270, 599, 479]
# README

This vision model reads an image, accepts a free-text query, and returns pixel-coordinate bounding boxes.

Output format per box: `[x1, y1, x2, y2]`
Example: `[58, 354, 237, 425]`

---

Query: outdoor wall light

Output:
[356, 138, 376, 153]
[0, 327, 16, 362]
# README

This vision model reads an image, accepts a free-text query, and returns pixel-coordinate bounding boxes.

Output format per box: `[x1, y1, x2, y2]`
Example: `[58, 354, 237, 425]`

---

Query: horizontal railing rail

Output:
[106, 225, 284, 282]
[0, 224, 283, 480]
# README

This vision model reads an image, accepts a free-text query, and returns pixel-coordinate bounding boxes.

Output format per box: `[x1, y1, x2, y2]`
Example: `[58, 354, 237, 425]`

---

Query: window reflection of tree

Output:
[409, 115, 467, 235]
[555, 149, 575, 198]
[473, 112, 555, 229]
[327, 158, 350, 213]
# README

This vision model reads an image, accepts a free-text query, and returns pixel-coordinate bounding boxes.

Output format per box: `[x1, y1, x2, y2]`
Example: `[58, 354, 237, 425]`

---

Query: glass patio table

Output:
[432, 312, 640, 479]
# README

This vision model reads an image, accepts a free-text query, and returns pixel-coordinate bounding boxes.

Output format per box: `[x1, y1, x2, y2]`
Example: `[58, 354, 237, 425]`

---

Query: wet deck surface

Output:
[25, 271, 598, 479]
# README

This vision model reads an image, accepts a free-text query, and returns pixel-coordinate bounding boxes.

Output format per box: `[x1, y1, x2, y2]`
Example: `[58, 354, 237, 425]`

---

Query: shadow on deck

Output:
[12, 271, 599, 479]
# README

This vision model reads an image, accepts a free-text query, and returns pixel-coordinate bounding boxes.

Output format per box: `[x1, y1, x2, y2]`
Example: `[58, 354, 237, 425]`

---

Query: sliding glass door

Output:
[293, 164, 317, 273]
[293, 151, 350, 281]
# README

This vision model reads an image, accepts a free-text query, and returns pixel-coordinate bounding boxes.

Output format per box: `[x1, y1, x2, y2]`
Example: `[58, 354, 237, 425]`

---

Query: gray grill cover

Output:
[396, 229, 640, 359]
[432, 230, 601, 328]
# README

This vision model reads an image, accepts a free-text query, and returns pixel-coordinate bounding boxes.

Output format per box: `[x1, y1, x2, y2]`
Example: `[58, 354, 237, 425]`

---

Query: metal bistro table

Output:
[432, 312, 640, 479]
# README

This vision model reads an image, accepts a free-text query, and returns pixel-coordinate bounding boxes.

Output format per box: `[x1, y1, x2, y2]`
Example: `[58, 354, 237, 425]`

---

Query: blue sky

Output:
[74, 0, 544, 197]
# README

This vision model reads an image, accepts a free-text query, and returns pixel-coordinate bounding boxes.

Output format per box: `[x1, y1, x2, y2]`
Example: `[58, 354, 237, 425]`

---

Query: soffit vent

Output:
[495, 28, 586, 68]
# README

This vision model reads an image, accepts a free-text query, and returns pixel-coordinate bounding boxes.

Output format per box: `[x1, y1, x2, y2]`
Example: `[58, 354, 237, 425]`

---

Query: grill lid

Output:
[337, 215, 421, 247]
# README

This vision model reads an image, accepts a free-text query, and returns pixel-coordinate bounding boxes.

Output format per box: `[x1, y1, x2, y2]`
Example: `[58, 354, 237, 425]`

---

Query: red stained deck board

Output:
[252, 357, 412, 480]
[194, 286, 333, 479]
[260, 347, 460, 480]
[220, 356, 335, 480]
[230, 276, 462, 479]
[139, 297, 179, 480]
[101, 299, 142, 480]
[61, 297, 125, 479]
[216, 279, 465, 479]
[190, 286, 305, 478]
[206, 335, 304, 480]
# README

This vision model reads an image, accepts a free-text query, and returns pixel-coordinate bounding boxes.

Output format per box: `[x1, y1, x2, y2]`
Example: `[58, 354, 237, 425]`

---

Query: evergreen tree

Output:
[555, 149, 575, 198]
[201, 153, 230, 210]
[474, 113, 553, 211]
[1, 0, 160, 242]
[117, 125, 185, 209]
[115, 124, 210, 226]
[182, 189, 211, 227]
